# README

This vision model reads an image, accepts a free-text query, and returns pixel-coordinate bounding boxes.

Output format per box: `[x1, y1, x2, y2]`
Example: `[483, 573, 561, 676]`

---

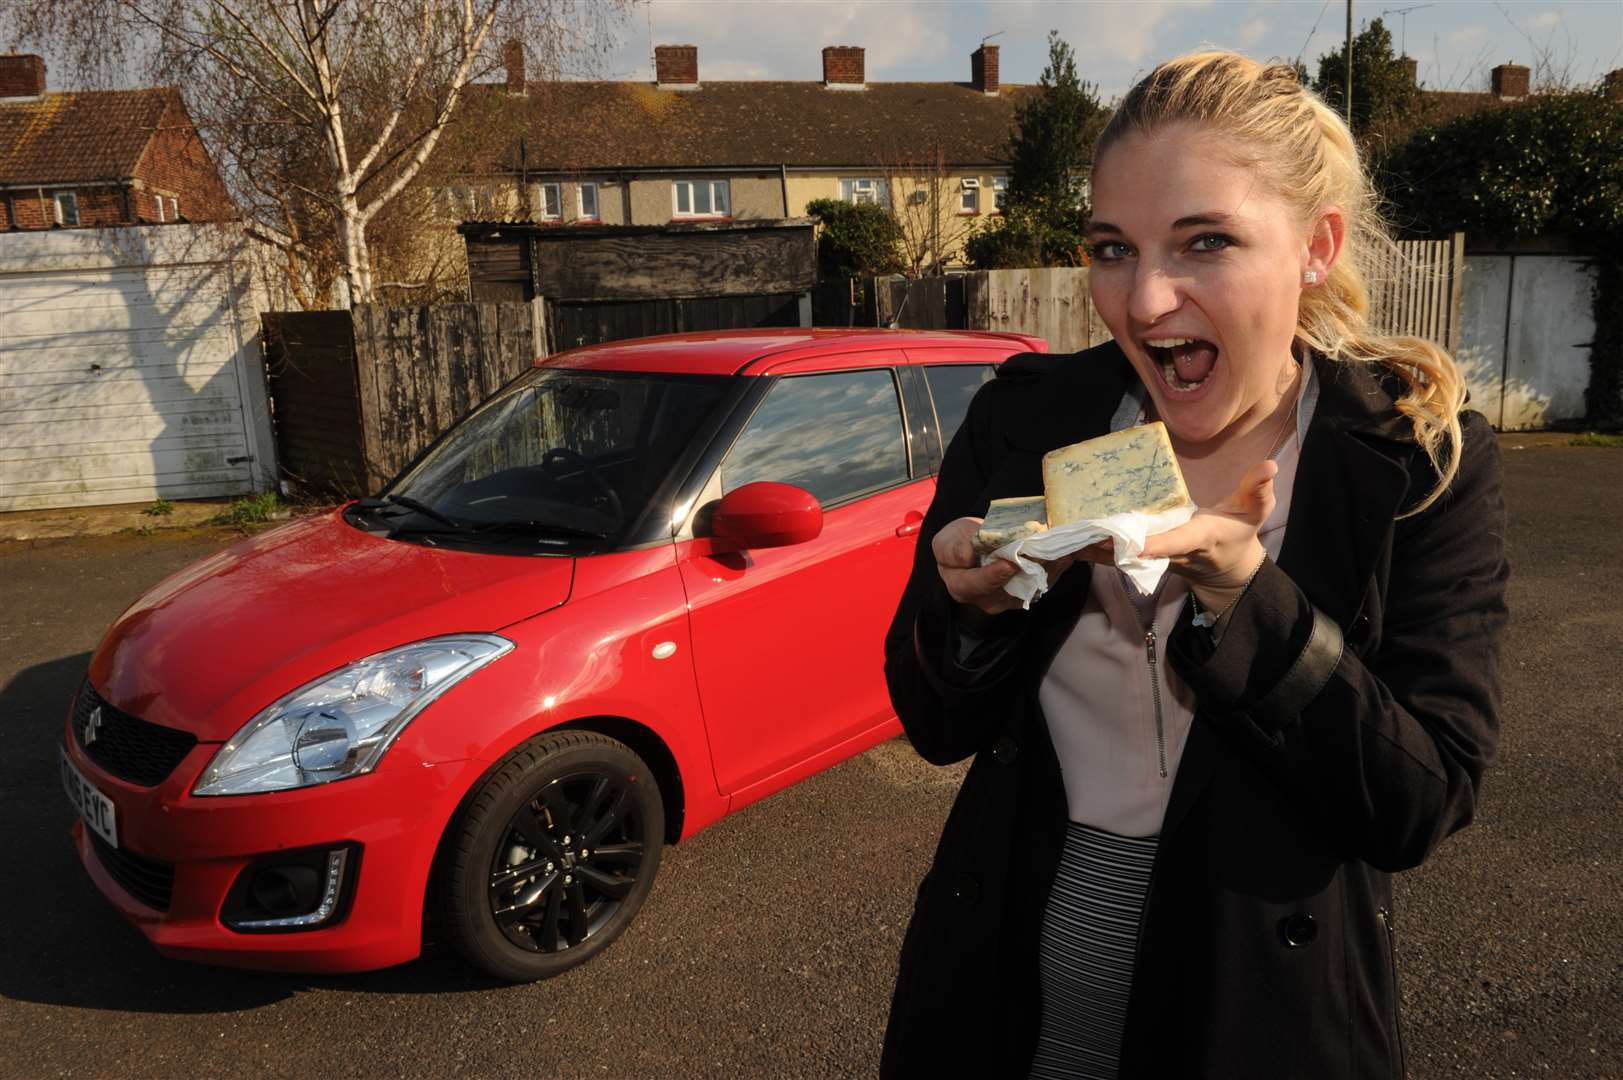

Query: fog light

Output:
[250, 865, 321, 915]
[223, 845, 357, 933]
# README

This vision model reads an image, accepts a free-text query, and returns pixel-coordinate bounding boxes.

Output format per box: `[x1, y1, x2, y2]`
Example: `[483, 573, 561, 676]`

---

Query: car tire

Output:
[434, 730, 664, 981]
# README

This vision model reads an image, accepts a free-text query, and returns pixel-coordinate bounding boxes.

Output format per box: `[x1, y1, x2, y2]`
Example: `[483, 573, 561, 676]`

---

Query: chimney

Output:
[655, 44, 699, 89]
[1400, 55, 1418, 86]
[972, 44, 1000, 95]
[822, 46, 865, 89]
[1491, 62, 1529, 99]
[503, 39, 525, 93]
[0, 54, 47, 98]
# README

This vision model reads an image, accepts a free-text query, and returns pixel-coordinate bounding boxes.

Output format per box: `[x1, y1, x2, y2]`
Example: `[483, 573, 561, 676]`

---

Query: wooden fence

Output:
[811, 246, 1463, 354]
[263, 301, 538, 496]
[1368, 234, 1467, 352]
[546, 292, 805, 353]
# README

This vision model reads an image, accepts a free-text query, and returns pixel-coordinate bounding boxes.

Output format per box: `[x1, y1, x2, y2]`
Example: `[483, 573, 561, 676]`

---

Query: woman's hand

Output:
[1140, 460, 1277, 614]
[933, 516, 1086, 617]
[934, 517, 1024, 616]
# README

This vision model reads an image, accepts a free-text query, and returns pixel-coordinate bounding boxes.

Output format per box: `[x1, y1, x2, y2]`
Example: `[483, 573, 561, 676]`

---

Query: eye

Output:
[1191, 233, 1234, 253]
[1091, 240, 1132, 262]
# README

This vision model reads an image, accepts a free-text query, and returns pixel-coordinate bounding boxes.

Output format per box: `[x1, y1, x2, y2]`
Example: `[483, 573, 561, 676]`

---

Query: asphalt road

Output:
[1, 442, 1618, 1080]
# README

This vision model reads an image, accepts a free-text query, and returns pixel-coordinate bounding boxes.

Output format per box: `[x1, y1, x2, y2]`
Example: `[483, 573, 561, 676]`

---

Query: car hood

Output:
[88, 510, 573, 741]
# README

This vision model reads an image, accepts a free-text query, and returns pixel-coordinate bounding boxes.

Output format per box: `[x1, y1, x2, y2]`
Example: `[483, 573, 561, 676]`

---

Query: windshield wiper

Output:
[357, 494, 469, 531]
[468, 520, 609, 540]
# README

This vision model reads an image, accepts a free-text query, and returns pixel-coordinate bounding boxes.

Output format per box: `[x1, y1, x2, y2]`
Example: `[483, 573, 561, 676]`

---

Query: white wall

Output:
[1457, 254, 1595, 430]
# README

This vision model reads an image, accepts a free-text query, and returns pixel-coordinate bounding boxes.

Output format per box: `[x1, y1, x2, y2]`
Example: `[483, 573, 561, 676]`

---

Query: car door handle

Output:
[895, 512, 924, 537]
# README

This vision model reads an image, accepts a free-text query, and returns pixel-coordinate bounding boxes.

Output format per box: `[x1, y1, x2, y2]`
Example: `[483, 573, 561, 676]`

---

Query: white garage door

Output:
[1, 245, 267, 512]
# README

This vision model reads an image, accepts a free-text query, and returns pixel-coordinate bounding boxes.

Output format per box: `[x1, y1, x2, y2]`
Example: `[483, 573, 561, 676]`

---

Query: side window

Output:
[923, 365, 995, 448]
[722, 370, 909, 506]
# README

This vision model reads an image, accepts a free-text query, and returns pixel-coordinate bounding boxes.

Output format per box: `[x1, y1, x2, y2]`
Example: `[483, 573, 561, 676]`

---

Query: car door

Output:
[675, 356, 932, 797]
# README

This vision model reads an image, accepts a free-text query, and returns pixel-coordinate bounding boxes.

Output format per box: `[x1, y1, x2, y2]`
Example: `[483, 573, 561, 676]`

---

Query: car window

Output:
[721, 369, 909, 506]
[386, 369, 732, 545]
[923, 364, 996, 448]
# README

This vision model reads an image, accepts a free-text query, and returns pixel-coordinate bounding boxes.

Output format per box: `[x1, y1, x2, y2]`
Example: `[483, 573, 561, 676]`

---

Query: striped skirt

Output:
[1027, 821, 1160, 1080]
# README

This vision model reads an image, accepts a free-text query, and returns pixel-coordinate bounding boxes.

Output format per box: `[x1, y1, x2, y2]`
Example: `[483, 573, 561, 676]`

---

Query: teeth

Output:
[1159, 357, 1208, 392]
[1145, 337, 1196, 348]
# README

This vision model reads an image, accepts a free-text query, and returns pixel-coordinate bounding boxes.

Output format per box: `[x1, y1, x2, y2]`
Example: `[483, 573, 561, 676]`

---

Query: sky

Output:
[596, 0, 1623, 97]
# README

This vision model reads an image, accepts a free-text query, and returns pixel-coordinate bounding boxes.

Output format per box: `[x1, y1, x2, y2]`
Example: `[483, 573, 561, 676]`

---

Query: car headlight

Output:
[193, 635, 513, 796]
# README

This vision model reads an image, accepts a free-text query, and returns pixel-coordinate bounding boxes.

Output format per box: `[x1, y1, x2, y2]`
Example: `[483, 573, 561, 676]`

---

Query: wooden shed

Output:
[461, 218, 818, 351]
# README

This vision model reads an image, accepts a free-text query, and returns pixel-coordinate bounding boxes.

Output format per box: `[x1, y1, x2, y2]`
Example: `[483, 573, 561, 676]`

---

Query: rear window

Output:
[923, 365, 995, 448]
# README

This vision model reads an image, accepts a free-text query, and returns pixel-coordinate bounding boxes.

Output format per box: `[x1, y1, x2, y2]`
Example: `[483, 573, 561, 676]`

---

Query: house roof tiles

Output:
[0, 88, 173, 186]
[495, 80, 1036, 172]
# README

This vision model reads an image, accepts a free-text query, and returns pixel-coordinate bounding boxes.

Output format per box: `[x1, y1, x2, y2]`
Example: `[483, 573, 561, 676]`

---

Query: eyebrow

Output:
[1087, 212, 1237, 237]
[1171, 212, 1236, 229]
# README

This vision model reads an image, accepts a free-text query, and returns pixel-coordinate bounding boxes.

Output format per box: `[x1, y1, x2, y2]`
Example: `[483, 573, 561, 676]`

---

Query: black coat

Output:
[880, 342, 1509, 1080]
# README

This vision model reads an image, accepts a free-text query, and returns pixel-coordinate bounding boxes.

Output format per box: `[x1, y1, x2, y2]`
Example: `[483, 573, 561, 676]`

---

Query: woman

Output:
[880, 53, 1508, 1080]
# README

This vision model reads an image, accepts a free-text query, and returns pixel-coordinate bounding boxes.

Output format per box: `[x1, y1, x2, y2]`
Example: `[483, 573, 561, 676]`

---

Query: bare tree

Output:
[877, 142, 984, 278]
[6, 0, 629, 305]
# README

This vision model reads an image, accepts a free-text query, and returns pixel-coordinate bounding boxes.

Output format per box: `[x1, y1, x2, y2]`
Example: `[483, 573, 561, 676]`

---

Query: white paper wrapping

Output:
[980, 502, 1198, 607]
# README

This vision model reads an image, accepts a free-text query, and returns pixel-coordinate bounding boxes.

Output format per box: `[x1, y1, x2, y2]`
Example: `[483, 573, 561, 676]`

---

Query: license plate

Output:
[61, 748, 118, 848]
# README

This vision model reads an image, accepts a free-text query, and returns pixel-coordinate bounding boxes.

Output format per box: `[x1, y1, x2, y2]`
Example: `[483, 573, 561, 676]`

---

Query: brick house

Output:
[445, 43, 1032, 270]
[0, 54, 233, 231]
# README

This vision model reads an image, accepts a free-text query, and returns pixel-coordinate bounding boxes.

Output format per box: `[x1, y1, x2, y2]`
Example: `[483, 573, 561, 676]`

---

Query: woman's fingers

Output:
[932, 517, 983, 569]
[940, 558, 1019, 605]
[1225, 460, 1279, 523]
[934, 517, 1021, 613]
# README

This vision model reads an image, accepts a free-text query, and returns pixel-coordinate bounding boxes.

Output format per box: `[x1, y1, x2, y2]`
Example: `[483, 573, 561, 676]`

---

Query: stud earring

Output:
[1303, 270, 1318, 285]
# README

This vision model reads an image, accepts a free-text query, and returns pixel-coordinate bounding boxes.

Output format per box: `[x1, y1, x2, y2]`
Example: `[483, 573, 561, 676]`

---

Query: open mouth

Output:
[1143, 337, 1219, 394]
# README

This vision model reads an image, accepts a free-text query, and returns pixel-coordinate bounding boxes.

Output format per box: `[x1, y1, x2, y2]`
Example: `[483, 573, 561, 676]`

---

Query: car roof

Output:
[537, 327, 1047, 376]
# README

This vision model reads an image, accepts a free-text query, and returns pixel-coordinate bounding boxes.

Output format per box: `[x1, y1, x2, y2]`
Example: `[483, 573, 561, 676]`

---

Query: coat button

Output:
[952, 874, 981, 906]
[1280, 913, 1318, 947]
[991, 736, 1019, 765]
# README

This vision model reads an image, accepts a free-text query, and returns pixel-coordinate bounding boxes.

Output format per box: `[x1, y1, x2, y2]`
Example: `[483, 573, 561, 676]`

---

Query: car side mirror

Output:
[709, 482, 823, 552]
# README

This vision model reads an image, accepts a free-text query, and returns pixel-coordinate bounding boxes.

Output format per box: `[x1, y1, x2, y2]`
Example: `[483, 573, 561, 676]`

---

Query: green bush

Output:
[804, 198, 903, 279]
[210, 492, 282, 528]
[963, 205, 1088, 270]
[1380, 87, 1623, 424]
[1380, 88, 1623, 243]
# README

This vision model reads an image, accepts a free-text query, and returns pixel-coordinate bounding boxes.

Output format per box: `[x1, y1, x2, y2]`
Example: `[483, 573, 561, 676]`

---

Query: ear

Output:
[1303, 205, 1345, 287]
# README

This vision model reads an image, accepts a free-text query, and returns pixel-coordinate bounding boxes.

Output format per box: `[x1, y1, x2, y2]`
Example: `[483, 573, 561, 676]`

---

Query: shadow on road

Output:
[0, 653, 516, 1014]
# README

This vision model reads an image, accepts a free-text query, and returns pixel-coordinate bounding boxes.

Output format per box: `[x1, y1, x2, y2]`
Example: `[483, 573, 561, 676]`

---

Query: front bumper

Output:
[63, 732, 473, 974]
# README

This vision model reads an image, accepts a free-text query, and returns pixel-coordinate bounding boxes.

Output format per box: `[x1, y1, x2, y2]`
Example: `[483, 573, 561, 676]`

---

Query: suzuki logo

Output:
[84, 706, 104, 746]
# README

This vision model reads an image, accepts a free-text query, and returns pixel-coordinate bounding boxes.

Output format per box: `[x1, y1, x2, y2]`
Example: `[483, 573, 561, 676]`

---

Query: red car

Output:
[60, 327, 1044, 980]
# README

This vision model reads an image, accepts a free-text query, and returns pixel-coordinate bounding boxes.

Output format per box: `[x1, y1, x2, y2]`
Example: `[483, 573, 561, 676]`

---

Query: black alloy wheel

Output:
[435, 731, 664, 981]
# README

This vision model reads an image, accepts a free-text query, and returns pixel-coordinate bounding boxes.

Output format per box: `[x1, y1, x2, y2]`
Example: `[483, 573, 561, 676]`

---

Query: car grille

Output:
[73, 680, 198, 788]
[88, 830, 175, 912]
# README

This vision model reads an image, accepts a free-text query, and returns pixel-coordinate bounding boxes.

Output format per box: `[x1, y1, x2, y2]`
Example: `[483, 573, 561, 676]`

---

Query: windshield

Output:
[374, 368, 734, 548]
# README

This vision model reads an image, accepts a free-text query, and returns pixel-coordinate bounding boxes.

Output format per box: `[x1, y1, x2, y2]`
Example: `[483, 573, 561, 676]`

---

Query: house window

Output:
[840, 178, 885, 206]
[155, 193, 167, 222]
[534, 182, 562, 221]
[673, 179, 730, 218]
[578, 182, 599, 221]
[168, 196, 179, 221]
[993, 177, 1008, 212]
[959, 178, 980, 214]
[54, 191, 80, 227]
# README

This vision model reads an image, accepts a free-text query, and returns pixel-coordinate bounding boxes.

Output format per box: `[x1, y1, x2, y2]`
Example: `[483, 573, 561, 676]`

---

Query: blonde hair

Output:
[1095, 52, 1465, 513]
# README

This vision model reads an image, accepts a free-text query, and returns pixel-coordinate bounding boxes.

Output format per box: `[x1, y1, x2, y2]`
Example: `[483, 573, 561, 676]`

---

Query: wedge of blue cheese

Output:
[973, 496, 1049, 555]
[1041, 421, 1191, 525]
